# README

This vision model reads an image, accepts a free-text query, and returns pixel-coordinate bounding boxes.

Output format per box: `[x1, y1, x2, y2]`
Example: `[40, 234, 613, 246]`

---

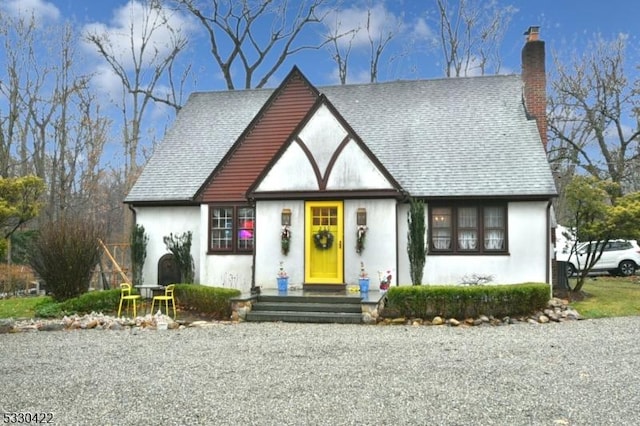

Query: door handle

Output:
[339, 240, 342, 249]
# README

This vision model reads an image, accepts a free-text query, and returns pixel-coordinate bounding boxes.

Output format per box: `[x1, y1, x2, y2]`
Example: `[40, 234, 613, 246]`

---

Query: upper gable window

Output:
[209, 205, 254, 254]
[429, 204, 507, 254]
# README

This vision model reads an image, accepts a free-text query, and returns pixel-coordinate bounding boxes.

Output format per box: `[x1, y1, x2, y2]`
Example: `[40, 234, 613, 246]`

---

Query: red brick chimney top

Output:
[524, 26, 540, 42]
[521, 26, 547, 151]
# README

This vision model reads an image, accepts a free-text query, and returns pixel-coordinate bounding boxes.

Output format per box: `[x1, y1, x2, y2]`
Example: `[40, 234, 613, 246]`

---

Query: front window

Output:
[432, 207, 452, 250]
[237, 207, 255, 250]
[430, 204, 507, 254]
[483, 206, 505, 250]
[209, 205, 254, 253]
[457, 207, 478, 250]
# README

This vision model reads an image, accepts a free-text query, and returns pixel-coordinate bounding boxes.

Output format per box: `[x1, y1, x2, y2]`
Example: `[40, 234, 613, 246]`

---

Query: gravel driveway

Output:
[2, 317, 640, 425]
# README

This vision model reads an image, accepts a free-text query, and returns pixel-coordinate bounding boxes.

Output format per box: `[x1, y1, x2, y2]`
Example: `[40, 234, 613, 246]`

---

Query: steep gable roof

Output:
[196, 67, 319, 202]
[125, 71, 557, 204]
[248, 94, 403, 198]
[124, 89, 271, 203]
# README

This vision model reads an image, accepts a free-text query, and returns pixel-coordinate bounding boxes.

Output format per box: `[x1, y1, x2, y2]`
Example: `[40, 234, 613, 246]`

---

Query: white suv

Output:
[560, 239, 640, 277]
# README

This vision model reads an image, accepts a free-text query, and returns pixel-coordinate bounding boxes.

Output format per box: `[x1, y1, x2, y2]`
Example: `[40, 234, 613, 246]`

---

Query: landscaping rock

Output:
[0, 318, 14, 334]
[108, 322, 123, 331]
[38, 322, 64, 332]
[378, 297, 586, 328]
[4, 311, 204, 333]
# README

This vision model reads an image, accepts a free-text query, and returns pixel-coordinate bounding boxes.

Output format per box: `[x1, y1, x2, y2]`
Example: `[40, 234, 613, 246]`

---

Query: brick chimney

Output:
[521, 26, 547, 151]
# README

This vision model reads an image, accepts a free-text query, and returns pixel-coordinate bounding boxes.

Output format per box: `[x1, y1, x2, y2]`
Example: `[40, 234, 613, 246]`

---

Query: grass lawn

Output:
[0, 296, 50, 319]
[569, 275, 640, 319]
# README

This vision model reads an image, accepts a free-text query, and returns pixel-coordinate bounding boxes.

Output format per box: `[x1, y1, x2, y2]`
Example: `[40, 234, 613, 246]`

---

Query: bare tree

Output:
[548, 34, 640, 216]
[324, 2, 403, 84]
[325, 14, 357, 85]
[365, 5, 401, 83]
[0, 14, 37, 178]
[0, 13, 110, 227]
[173, 0, 336, 89]
[435, 0, 515, 77]
[84, 0, 190, 185]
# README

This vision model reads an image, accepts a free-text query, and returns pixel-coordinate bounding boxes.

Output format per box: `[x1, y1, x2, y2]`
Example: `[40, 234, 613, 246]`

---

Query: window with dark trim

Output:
[209, 205, 255, 253]
[429, 204, 507, 254]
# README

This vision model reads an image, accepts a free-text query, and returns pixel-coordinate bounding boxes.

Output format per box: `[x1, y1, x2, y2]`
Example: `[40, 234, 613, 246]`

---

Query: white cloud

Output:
[81, 0, 196, 72]
[91, 65, 124, 103]
[324, 2, 405, 51]
[1, 0, 60, 21]
[412, 17, 434, 41]
[448, 55, 485, 77]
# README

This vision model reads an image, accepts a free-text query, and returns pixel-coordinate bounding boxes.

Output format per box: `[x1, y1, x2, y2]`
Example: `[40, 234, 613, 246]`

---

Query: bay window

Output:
[429, 204, 507, 253]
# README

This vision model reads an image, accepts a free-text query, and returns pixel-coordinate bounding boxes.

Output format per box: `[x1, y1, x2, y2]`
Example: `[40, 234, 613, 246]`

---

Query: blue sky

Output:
[1, 0, 638, 167]
[6, 0, 637, 90]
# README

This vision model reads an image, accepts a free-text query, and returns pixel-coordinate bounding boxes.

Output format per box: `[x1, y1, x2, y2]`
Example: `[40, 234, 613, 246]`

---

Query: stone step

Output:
[251, 301, 361, 314]
[245, 310, 362, 324]
[257, 294, 362, 305]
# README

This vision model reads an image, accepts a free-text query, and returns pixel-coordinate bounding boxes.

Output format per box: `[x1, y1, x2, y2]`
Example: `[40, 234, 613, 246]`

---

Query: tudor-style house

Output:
[125, 27, 556, 292]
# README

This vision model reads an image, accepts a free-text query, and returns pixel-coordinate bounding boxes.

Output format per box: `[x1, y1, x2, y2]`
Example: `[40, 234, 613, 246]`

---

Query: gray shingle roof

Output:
[125, 89, 272, 202]
[125, 74, 557, 203]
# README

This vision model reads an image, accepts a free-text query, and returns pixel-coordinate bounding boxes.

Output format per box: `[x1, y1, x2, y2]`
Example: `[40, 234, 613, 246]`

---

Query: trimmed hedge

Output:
[174, 284, 241, 320]
[35, 288, 124, 318]
[34, 285, 241, 320]
[384, 283, 550, 319]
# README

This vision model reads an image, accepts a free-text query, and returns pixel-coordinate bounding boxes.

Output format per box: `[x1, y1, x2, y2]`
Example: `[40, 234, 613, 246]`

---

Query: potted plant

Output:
[358, 261, 370, 293]
[277, 261, 289, 292]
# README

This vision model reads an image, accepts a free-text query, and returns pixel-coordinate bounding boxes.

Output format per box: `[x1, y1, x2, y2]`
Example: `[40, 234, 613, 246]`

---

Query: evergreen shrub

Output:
[385, 283, 549, 319]
[174, 284, 240, 319]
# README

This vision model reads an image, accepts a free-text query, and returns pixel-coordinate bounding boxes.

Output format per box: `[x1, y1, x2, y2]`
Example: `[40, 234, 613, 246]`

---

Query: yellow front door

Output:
[305, 201, 343, 284]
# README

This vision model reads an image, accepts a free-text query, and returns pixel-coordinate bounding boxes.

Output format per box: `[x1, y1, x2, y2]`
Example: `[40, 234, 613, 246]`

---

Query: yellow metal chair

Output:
[150, 284, 176, 319]
[117, 283, 141, 318]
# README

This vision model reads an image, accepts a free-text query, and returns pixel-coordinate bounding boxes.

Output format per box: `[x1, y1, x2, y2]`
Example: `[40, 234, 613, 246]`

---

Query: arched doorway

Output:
[157, 254, 181, 286]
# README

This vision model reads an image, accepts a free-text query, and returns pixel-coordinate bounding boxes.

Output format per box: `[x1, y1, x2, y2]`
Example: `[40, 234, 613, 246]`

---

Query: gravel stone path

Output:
[2, 317, 640, 425]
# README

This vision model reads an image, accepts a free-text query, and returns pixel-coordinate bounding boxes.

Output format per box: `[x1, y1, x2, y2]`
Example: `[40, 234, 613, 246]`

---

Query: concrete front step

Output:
[246, 310, 362, 324]
[252, 301, 361, 314]
[257, 294, 362, 304]
[246, 292, 365, 323]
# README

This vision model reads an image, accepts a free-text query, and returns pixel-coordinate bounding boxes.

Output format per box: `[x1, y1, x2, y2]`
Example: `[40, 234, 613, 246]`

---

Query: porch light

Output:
[356, 208, 367, 226]
[281, 208, 291, 226]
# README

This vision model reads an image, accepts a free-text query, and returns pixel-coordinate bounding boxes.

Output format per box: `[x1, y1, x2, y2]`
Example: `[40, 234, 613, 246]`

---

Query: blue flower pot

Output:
[277, 277, 289, 292]
[359, 278, 370, 293]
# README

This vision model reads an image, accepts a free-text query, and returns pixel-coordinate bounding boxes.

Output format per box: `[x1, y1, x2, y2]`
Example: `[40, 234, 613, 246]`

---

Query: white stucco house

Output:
[125, 28, 557, 293]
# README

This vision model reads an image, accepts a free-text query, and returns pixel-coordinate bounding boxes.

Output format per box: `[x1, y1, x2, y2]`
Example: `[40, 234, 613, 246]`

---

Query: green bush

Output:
[34, 300, 63, 318]
[59, 289, 123, 314]
[28, 216, 103, 301]
[34, 289, 124, 317]
[174, 284, 240, 319]
[384, 283, 549, 319]
[33, 285, 240, 319]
